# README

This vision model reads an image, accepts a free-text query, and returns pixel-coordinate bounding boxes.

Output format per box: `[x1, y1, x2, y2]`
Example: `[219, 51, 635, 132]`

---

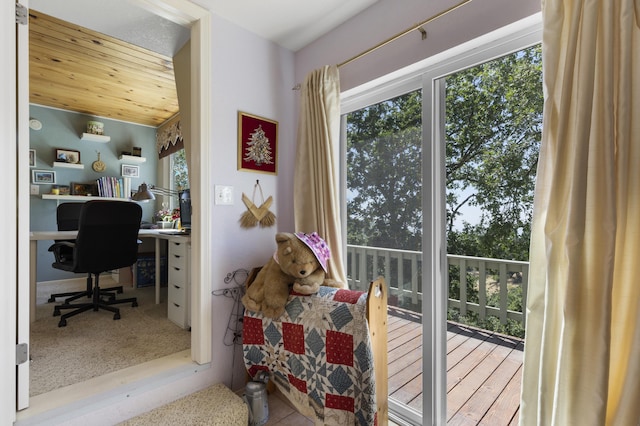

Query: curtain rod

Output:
[337, 0, 474, 68]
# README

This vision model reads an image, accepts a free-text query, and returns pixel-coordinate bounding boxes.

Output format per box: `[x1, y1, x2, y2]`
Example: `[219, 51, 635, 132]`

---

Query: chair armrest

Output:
[48, 241, 76, 263]
[48, 241, 75, 251]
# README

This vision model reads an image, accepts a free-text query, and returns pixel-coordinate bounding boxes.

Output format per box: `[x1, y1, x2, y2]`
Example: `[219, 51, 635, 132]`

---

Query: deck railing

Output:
[346, 244, 529, 327]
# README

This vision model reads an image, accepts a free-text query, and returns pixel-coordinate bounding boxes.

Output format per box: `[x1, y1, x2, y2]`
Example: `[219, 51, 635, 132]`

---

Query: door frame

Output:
[11, 0, 212, 416]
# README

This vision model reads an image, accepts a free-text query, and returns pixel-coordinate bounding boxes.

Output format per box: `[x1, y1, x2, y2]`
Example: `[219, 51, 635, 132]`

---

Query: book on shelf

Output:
[96, 176, 131, 199]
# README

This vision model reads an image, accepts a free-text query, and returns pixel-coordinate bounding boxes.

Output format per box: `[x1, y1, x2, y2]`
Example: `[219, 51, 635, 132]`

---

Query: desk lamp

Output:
[131, 183, 179, 202]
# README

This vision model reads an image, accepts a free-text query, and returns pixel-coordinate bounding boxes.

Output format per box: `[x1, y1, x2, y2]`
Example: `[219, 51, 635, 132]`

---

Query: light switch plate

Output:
[30, 184, 39, 195]
[214, 185, 234, 205]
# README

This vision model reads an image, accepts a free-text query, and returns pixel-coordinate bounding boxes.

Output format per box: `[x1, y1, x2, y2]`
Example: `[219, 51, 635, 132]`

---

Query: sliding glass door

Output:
[341, 15, 541, 426]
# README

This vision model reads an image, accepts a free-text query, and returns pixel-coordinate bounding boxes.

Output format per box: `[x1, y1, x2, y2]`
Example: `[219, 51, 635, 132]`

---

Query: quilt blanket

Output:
[243, 286, 377, 426]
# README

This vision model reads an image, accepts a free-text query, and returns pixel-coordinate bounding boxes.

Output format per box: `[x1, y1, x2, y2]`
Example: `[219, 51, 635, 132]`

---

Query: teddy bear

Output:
[242, 232, 344, 318]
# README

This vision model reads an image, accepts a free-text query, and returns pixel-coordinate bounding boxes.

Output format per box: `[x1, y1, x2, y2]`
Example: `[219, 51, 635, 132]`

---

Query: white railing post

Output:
[478, 260, 486, 321]
[499, 263, 508, 324]
[411, 253, 418, 306]
[384, 250, 391, 293]
[521, 263, 529, 328]
[459, 258, 467, 317]
[361, 247, 368, 291]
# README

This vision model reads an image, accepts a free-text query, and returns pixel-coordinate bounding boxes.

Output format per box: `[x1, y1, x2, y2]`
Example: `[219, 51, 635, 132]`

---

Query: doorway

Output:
[16, 0, 212, 413]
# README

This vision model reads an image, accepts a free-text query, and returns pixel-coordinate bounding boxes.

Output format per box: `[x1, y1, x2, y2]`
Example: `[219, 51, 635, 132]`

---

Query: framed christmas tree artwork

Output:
[238, 111, 278, 175]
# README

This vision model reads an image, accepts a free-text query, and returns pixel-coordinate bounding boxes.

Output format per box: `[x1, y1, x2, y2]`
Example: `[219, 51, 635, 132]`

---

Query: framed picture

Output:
[55, 148, 81, 164]
[121, 164, 139, 178]
[32, 170, 56, 184]
[237, 111, 278, 175]
[57, 185, 71, 195]
[29, 149, 36, 167]
[70, 182, 98, 196]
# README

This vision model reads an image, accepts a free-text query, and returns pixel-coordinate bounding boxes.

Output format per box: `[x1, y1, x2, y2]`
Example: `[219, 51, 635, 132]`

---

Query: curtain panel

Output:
[521, 1, 640, 424]
[293, 65, 347, 285]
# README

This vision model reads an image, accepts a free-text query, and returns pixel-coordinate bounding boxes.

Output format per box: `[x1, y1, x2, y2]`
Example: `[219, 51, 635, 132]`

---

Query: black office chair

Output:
[48, 200, 142, 327]
[48, 202, 123, 303]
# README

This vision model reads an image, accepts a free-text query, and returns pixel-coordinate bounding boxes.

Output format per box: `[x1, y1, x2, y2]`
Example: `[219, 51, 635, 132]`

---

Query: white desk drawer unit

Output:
[167, 239, 190, 329]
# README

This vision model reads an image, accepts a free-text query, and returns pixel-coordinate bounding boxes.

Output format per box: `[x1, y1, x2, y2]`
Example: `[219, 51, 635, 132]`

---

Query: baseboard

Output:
[36, 277, 87, 287]
[37, 274, 124, 287]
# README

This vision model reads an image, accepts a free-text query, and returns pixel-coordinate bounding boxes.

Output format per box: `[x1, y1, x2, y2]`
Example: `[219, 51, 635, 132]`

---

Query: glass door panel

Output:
[345, 89, 424, 422]
[443, 44, 542, 424]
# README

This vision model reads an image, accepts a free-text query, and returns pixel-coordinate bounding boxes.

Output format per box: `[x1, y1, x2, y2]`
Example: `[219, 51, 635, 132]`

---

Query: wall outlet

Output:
[215, 185, 234, 205]
[30, 184, 39, 195]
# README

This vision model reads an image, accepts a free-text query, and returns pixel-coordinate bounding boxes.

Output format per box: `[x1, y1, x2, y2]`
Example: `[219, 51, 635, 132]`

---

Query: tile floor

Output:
[265, 390, 314, 425]
[265, 390, 399, 425]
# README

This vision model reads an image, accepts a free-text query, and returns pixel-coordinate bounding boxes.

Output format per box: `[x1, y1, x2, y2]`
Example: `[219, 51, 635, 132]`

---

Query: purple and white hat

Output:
[295, 232, 331, 272]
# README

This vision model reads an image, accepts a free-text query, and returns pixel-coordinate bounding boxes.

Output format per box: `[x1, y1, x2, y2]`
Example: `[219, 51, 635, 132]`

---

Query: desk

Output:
[29, 229, 191, 323]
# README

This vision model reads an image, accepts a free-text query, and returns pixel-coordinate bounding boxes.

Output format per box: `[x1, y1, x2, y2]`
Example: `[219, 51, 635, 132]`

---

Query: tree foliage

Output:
[346, 45, 542, 262]
[172, 148, 189, 190]
[446, 45, 542, 260]
[346, 91, 423, 251]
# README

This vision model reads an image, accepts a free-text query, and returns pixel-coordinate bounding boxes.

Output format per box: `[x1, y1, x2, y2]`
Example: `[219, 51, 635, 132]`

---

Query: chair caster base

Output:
[113, 313, 121, 320]
[132, 301, 138, 307]
[58, 319, 67, 327]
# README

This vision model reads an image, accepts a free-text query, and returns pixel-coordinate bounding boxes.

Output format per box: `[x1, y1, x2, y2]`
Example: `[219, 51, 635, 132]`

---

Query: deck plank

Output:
[479, 364, 523, 424]
[447, 341, 512, 420]
[449, 345, 522, 424]
[385, 309, 523, 426]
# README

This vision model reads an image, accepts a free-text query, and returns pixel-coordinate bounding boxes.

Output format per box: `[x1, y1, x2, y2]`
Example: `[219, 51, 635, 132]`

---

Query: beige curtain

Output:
[520, 1, 640, 425]
[294, 65, 347, 284]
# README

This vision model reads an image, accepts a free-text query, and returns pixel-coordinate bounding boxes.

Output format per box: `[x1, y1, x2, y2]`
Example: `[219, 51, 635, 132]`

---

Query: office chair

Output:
[47, 202, 123, 304]
[49, 200, 142, 327]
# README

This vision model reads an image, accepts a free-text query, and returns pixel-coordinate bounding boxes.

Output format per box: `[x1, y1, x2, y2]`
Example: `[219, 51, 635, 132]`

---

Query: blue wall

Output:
[30, 105, 159, 282]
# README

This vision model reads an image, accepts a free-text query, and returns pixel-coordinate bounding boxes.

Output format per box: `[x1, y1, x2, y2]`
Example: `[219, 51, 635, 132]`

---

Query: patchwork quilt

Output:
[243, 286, 377, 426]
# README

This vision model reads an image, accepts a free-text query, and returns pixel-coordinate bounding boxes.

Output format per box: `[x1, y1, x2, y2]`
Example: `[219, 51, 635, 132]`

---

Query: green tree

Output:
[172, 149, 189, 190]
[346, 44, 542, 259]
[446, 45, 542, 260]
[346, 46, 542, 337]
[346, 90, 423, 251]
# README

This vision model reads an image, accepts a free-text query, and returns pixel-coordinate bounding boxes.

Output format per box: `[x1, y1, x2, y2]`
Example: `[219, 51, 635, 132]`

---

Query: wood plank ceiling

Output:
[29, 10, 179, 128]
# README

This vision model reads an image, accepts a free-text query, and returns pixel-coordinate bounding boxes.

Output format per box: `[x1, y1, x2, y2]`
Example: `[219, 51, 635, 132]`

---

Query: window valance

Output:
[156, 114, 184, 159]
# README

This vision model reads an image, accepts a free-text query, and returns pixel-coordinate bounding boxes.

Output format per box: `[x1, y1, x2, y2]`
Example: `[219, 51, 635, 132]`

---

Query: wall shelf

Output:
[41, 194, 130, 202]
[119, 154, 146, 163]
[53, 161, 85, 170]
[80, 133, 110, 143]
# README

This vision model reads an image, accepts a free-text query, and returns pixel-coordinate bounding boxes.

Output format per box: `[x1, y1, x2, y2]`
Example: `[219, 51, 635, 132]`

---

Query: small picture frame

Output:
[57, 185, 71, 195]
[132, 146, 142, 157]
[237, 111, 278, 175]
[55, 148, 81, 164]
[121, 164, 139, 178]
[29, 149, 36, 167]
[32, 170, 56, 184]
[70, 182, 98, 196]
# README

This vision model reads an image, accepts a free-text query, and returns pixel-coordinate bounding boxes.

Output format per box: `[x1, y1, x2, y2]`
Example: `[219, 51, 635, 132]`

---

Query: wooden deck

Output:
[387, 307, 524, 425]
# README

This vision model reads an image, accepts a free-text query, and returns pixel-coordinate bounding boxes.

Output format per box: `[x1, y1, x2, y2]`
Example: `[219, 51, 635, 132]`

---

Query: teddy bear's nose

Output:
[299, 269, 307, 276]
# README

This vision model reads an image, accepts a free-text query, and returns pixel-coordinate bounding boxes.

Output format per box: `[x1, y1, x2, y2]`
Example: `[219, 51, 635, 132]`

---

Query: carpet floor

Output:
[30, 278, 191, 396]
[118, 383, 248, 426]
